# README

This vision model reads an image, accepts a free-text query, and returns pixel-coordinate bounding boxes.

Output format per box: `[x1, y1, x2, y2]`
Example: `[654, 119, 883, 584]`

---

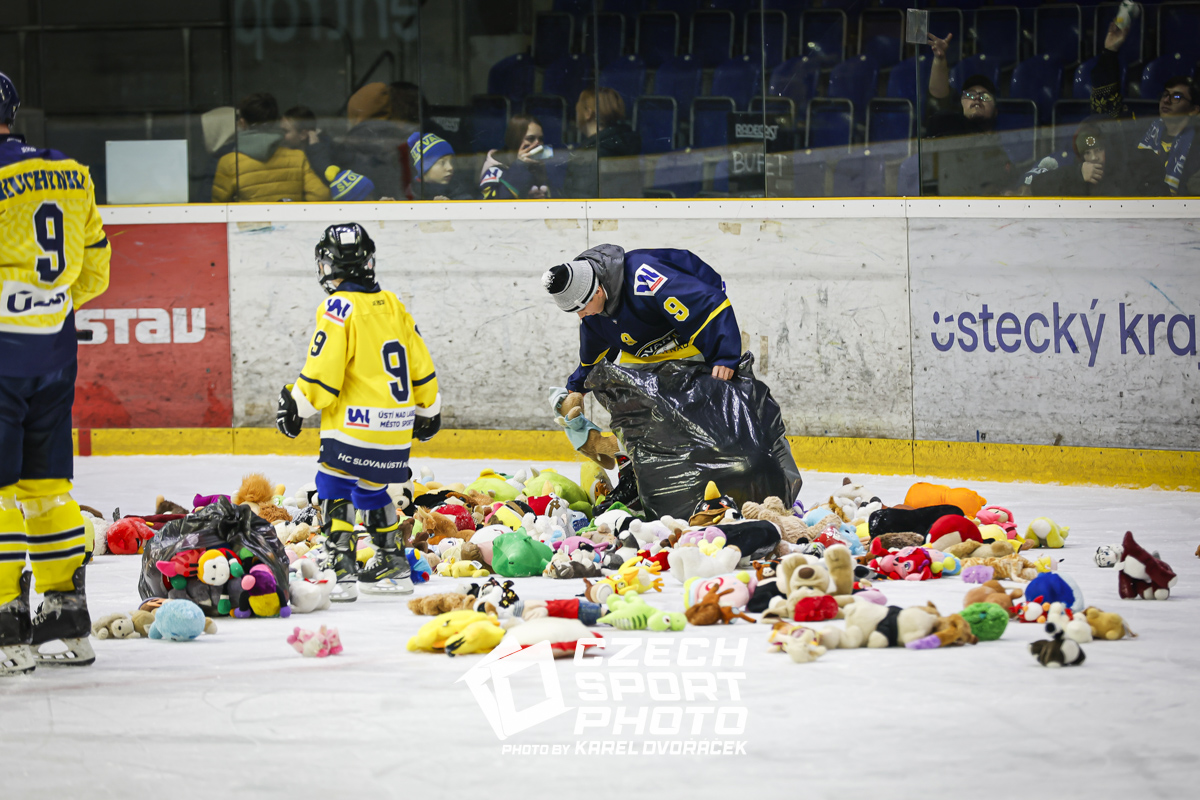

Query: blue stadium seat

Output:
[605, 0, 646, 43]
[746, 10, 789, 71]
[950, 54, 1001, 95]
[1051, 98, 1091, 159]
[634, 96, 678, 154]
[543, 54, 587, 105]
[599, 55, 647, 116]
[487, 54, 535, 106]
[658, 0, 703, 24]
[585, 12, 627, 68]
[832, 154, 886, 196]
[691, 97, 736, 148]
[806, 98, 853, 150]
[709, 0, 754, 14]
[1010, 54, 1063, 125]
[1073, 57, 1127, 100]
[897, 153, 920, 196]
[828, 54, 880, 125]
[769, 56, 821, 112]
[690, 10, 735, 67]
[800, 10, 847, 67]
[523, 95, 567, 147]
[927, 9, 963, 63]
[534, 12, 574, 68]
[470, 95, 510, 153]
[1159, 3, 1200, 62]
[1141, 52, 1189, 102]
[867, 98, 914, 148]
[553, 0, 591, 22]
[653, 55, 702, 122]
[1094, 4, 1143, 69]
[993, 98, 1038, 166]
[652, 148, 705, 197]
[859, 9, 903, 69]
[972, 7, 1021, 69]
[792, 150, 830, 197]
[637, 12, 680, 68]
[1035, 5, 1082, 66]
[887, 55, 933, 111]
[712, 56, 762, 111]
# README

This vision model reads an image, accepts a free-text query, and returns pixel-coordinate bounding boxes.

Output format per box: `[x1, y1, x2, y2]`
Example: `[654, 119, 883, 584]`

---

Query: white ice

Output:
[2, 455, 1198, 799]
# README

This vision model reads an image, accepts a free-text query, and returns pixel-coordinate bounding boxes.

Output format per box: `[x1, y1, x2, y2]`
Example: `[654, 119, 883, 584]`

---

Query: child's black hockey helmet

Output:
[315, 222, 375, 294]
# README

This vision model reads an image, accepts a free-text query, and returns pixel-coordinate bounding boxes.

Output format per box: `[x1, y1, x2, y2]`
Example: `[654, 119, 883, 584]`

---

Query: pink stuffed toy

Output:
[678, 527, 726, 547]
[975, 506, 1017, 538]
[287, 625, 343, 657]
[870, 546, 935, 581]
[551, 536, 611, 557]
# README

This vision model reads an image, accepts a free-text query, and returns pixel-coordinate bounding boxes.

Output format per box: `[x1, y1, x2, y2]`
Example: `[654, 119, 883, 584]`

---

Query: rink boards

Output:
[77, 198, 1200, 489]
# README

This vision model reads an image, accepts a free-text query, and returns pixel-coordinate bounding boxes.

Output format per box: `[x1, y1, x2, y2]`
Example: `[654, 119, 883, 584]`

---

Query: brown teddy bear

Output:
[741, 497, 808, 545]
[961, 554, 1040, 581]
[232, 473, 291, 524]
[559, 392, 621, 470]
[407, 593, 479, 615]
[761, 553, 837, 620]
[877, 532, 926, 550]
[416, 506, 461, 543]
[91, 612, 141, 640]
[963, 580, 1023, 613]
[927, 613, 979, 647]
[946, 538, 1016, 560]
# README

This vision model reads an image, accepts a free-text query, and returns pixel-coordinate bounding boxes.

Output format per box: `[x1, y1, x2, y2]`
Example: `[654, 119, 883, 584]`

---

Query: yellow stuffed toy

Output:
[406, 610, 504, 654]
[1084, 607, 1137, 640]
[436, 557, 490, 579]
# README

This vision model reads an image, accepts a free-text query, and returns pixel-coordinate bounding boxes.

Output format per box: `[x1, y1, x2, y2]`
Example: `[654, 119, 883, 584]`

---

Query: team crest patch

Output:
[480, 166, 501, 184]
[633, 265, 667, 296]
[323, 296, 352, 326]
[621, 332, 636, 345]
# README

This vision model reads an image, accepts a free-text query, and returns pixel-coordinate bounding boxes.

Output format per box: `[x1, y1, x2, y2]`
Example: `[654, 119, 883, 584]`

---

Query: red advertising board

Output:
[73, 223, 232, 428]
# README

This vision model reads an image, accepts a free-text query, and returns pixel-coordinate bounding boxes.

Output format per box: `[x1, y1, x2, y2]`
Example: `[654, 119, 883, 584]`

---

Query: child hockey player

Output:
[276, 223, 440, 600]
[1, 72, 111, 676]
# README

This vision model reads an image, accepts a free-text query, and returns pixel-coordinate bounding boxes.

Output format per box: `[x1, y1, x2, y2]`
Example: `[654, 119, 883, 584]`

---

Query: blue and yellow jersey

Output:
[0, 135, 110, 377]
[292, 282, 439, 484]
[566, 249, 741, 392]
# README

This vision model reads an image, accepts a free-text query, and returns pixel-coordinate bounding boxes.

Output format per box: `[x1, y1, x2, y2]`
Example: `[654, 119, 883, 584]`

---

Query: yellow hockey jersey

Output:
[0, 135, 110, 376]
[292, 283, 439, 484]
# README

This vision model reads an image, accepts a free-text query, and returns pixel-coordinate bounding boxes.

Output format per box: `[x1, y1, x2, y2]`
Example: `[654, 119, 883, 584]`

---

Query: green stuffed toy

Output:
[961, 602, 1009, 641]
[524, 468, 590, 508]
[490, 528, 553, 577]
[467, 470, 522, 503]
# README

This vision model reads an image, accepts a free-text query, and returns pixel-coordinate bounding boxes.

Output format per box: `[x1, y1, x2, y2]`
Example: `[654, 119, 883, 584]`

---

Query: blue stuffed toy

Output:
[148, 599, 210, 641]
[1024, 572, 1084, 612]
[405, 548, 433, 584]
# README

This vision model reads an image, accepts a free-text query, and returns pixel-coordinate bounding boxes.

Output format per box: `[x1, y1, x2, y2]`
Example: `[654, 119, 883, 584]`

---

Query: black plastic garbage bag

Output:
[138, 497, 290, 611]
[587, 353, 798, 521]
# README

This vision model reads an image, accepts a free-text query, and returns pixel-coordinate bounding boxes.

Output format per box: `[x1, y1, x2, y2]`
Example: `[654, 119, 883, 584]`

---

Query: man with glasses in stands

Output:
[922, 32, 1015, 195]
[1095, 21, 1199, 195]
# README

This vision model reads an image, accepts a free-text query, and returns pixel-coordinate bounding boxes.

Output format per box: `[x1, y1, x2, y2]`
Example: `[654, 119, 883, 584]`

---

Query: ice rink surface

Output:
[1, 455, 1198, 800]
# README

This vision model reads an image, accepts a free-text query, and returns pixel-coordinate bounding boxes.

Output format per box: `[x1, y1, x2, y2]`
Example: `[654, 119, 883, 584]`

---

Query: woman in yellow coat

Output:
[211, 92, 330, 203]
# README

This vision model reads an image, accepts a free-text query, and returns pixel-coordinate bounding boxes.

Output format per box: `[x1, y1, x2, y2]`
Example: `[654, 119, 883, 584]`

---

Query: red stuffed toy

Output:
[434, 503, 476, 533]
[106, 517, 156, 555]
[793, 595, 839, 622]
[870, 546, 935, 581]
[637, 549, 671, 572]
[926, 514, 983, 551]
[1116, 531, 1178, 600]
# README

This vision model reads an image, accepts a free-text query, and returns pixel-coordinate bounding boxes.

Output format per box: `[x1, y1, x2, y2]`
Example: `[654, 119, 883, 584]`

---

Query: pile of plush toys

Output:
[84, 466, 1180, 666]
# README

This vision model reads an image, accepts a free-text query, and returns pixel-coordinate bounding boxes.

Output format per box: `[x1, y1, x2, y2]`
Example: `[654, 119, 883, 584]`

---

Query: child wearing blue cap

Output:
[406, 132, 474, 199]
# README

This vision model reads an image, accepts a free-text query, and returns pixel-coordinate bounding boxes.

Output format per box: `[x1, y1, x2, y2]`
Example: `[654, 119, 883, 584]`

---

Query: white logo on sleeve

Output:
[633, 265, 667, 296]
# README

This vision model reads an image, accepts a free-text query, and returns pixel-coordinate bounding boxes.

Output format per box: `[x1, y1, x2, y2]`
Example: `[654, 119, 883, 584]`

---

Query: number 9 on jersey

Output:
[381, 340, 409, 402]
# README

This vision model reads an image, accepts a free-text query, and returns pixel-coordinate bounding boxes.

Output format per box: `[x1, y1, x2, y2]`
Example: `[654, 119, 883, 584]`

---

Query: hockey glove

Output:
[414, 413, 441, 442]
[276, 385, 302, 438]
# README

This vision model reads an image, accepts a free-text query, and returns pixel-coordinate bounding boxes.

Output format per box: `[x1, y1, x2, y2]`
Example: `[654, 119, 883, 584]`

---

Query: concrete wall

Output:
[103, 198, 1200, 451]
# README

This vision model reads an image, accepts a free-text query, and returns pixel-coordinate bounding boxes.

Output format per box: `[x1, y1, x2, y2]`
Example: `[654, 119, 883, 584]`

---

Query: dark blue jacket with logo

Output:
[566, 249, 741, 393]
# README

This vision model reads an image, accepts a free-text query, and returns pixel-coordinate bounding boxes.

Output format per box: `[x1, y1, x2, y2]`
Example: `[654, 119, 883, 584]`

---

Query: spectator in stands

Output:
[565, 87, 641, 198]
[480, 114, 560, 199]
[281, 105, 335, 181]
[1095, 22, 1199, 195]
[407, 131, 475, 200]
[337, 82, 406, 199]
[1027, 117, 1159, 196]
[211, 92, 330, 203]
[922, 32, 1015, 195]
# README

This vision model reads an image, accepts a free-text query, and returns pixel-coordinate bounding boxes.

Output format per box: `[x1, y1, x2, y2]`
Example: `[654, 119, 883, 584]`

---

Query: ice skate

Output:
[357, 505, 413, 595]
[30, 567, 96, 667]
[320, 498, 359, 602]
[0, 571, 35, 677]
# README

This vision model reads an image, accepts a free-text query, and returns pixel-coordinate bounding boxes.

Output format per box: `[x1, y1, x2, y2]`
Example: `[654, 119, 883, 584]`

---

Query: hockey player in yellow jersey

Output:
[0, 73, 110, 676]
[276, 223, 440, 600]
